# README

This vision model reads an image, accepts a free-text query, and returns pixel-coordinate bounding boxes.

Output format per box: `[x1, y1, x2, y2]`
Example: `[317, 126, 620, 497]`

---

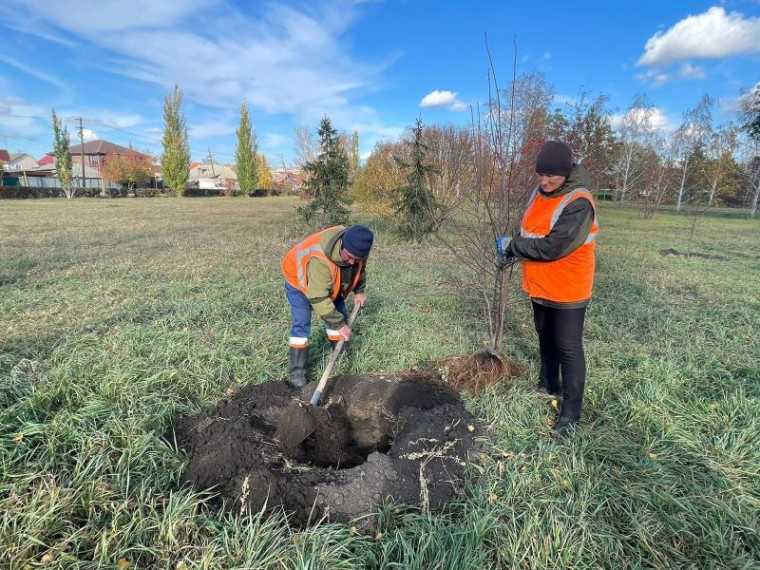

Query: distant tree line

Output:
[24, 78, 759, 219]
[353, 74, 760, 219]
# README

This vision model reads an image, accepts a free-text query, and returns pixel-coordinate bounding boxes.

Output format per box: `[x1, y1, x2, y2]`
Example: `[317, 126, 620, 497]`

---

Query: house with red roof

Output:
[52, 139, 151, 174]
[34, 139, 157, 189]
[2, 139, 155, 189]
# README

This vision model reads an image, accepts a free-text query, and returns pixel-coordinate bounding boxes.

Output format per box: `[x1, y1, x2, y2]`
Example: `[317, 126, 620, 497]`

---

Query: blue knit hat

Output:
[342, 225, 374, 258]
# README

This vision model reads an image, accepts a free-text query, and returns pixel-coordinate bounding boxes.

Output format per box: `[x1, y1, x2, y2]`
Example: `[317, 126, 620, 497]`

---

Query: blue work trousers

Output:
[285, 281, 347, 347]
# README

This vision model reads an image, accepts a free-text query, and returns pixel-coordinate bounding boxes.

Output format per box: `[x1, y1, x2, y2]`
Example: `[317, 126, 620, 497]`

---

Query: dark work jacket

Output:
[509, 164, 595, 309]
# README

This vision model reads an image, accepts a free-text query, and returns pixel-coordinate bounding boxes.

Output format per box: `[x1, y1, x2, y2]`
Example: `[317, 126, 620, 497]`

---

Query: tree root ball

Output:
[432, 349, 524, 394]
[169, 371, 480, 528]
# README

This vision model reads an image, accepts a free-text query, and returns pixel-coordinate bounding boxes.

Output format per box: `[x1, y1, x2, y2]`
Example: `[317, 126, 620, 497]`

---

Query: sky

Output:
[0, 0, 758, 167]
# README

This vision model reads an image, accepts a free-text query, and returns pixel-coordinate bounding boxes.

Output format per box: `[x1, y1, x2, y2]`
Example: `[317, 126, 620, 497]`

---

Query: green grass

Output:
[1, 197, 758, 569]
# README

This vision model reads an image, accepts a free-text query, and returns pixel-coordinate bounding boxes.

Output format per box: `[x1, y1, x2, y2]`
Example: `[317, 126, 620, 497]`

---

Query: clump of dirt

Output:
[659, 248, 726, 260]
[431, 349, 524, 394]
[169, 371, 480, 529]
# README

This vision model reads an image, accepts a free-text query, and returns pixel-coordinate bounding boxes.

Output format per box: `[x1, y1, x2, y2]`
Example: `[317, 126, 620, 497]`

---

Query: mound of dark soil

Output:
[659, 248, 726, 260]
[170, 371, 480, 528]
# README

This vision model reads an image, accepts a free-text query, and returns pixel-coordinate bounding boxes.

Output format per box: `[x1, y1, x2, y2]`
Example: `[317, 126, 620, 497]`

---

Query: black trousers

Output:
[532, 301, 587, 420]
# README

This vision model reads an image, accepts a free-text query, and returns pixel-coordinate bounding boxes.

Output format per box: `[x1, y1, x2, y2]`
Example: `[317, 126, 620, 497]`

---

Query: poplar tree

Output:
[52, 109, 74, 198]
[255, 153, 273, 189]
[161, 83, 190, 196]
[349, 130, 360, 181]
[235, 100, 258, 194]
[298, 117, 351, 226]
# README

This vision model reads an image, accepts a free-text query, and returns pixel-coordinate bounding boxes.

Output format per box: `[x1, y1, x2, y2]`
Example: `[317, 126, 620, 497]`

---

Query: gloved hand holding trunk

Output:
[496, 236, 513, 266]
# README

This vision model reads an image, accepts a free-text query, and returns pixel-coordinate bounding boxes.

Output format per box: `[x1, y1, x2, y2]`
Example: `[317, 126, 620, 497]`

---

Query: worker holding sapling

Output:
[497, 141, 599, 438]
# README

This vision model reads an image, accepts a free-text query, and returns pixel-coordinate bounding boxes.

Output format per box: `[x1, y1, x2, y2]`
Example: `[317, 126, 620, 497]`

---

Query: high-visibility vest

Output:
[520, 187, 599, 303]
[281, 226, 364, 300]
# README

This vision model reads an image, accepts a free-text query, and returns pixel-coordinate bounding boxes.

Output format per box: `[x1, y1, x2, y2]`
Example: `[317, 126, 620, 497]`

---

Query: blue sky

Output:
[0, 0, 758, 166]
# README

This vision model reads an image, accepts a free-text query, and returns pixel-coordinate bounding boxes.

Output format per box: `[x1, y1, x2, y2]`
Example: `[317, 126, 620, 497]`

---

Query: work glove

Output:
[496, 236, 513, 267]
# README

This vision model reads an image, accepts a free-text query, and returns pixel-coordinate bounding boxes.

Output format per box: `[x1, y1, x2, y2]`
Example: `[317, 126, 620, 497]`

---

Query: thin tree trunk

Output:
[708, 179, 717, 207]
[676, 159, 688, 213]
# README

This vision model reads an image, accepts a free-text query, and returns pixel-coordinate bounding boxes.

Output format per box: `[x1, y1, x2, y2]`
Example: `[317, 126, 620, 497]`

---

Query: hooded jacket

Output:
[509, 164, 597, 308]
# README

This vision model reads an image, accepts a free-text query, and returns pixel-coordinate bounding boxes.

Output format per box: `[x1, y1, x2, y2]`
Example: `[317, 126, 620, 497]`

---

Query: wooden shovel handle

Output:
[309, 302, 361, 406]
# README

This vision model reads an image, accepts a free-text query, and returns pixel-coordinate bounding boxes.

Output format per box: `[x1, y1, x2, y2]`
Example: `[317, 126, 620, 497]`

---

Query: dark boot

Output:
[288, 347, 308, 388]
[554, 416, 580, 439]
[533, 381, 561, 399]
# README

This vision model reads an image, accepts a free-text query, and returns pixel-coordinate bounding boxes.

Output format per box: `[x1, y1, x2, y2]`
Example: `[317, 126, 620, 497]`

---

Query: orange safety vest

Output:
[520, 187, 599, 303]
[281, 227, 364, 300]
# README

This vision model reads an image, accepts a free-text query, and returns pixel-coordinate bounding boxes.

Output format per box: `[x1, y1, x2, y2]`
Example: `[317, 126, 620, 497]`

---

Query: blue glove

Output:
[496, 236, 512, 266]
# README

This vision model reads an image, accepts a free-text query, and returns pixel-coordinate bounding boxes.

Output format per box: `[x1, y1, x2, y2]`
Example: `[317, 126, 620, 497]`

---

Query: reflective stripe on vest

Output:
[296, 243, 324, 290]
[521, 187, 599, 244]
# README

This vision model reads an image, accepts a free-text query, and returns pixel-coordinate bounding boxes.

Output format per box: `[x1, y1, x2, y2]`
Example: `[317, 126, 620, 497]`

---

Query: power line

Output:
[77, 117, 86, 186]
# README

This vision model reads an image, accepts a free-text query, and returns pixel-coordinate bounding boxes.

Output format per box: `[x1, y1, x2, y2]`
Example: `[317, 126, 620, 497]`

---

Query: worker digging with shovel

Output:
[281, 224, 374, 388]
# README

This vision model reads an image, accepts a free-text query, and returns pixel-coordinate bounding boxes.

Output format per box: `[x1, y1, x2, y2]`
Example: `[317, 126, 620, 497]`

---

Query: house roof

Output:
[0, 149, 11, 162]
[10, 152, 35, 162]
[273, 168, 307, 186]
[68, 139, 148, 157]
[37, 155, 55, 165]
[188, 162, 238, 181]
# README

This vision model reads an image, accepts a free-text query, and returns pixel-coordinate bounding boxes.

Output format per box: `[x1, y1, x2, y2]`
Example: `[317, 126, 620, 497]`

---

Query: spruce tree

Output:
[52, 109, 74, 198]
[395, 117, 437, 241]
[235, 100, 258, 194]
[161, 83, 190, 196]
[298, 117, 351, 226]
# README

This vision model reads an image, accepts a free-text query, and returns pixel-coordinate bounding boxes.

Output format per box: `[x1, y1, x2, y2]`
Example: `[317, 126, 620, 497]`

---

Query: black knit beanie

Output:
[535, 141, 573, 176]
[342, 225, 374, 258]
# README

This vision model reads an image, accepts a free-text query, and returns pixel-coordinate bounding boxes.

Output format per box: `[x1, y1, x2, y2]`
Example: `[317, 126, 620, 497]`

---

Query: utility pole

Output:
[207, 147, 216, 177]
[77, 117, 85, 190]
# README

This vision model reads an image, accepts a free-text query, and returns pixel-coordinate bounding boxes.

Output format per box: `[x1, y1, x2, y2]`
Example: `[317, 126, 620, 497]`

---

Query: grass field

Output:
[1, 197, 759, 569]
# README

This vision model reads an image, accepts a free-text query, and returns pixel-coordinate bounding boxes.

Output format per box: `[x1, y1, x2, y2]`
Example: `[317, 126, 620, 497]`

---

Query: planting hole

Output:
[170, 371, 480, 528]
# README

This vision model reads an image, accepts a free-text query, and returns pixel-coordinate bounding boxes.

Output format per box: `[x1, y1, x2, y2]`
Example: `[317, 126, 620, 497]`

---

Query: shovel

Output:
[309, 302, 361, 407]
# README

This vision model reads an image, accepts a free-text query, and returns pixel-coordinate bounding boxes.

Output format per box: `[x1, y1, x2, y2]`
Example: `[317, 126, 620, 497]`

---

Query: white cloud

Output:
[677, 62, 705, 80]
[610, 106, 672, 132]
[0, 97, 51, 147]
[80, 128, 98, 142]
[0, 0, 389, 126]
[1, 0, 213, 34]
[420, 90, 457, 108]
[638, 7, 760, 67]
[0, 54, 70, 94]
[420, 90, 467, 111]
[635, 62, 705, 86]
